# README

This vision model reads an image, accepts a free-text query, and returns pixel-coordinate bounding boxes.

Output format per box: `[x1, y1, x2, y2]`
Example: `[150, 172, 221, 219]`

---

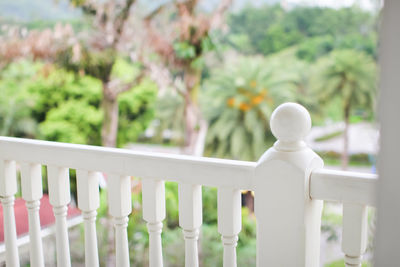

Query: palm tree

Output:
[315, 50, 376, 169]
[201, 57, 292, 161]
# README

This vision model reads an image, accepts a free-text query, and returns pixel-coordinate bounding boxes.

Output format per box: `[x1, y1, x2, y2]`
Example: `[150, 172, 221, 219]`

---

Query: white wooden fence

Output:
[0, 103, 377, 267]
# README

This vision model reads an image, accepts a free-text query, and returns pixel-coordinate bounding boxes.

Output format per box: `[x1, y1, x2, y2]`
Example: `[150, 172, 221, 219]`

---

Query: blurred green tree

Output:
[59, 0, 147, 147]
[201, 57, 292, 161]
[0, 2, 153, 148]
[228, 5, 377, 57]
[228, 4, 284, 54]
[143, 0, 233, 155]
[0, 60, 40, 137]
[0, 59, 156, 146]
[28, 63, 156, 146]
[313, 50, 376, 169]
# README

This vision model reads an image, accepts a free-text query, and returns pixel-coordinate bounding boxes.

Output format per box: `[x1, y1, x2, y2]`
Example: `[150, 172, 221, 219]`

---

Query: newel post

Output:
[254, 103, 323, 267]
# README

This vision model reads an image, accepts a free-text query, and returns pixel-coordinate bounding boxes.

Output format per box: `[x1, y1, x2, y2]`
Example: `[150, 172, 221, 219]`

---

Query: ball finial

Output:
[270, 103, 311, 151]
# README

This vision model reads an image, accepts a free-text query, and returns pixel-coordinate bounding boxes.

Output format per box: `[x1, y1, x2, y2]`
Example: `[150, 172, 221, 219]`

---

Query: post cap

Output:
[270, 102, 311, 151]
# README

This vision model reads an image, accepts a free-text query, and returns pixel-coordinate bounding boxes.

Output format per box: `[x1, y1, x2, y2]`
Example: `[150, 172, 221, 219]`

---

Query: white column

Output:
[142, 179, 165, 267]
[76, 170, 100, 267]
[375, 1, 400, 266]
[342, 203, 368, 267]
[178, 183, 202, 267]
[254, 103, 323, 267]
[107, 174, 131, 267]
[0, 160, 20, 267]
[47, 165, 71, 267]
[21, 163, 44, 267]
[218, 187, 241, 267]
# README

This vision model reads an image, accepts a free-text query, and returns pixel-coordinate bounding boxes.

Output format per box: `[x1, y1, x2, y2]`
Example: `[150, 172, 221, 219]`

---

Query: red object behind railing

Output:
[0, 194, 80, 242]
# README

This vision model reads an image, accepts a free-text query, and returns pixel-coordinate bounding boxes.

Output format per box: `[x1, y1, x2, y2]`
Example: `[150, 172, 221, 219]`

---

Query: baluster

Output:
[217, 187, 241, 267]
[21, 163, 44, 267]
[47, 166, 72, 267]
[142, 179, 165, 267]
[77, 170, 100, 267]
[178, 183, 202, 267]
[342, 203, 368, 267]
[107, 174, 131, 267]
[0, 160, 20, 266]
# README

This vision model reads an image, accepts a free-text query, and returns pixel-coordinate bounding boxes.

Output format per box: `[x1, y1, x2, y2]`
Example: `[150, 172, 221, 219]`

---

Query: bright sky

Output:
[283, 0, 380, 11]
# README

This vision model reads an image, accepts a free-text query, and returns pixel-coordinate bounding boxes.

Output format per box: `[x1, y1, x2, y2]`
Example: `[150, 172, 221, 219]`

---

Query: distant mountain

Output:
[0, 0, 81, 22]
[0, 0, 280, 23]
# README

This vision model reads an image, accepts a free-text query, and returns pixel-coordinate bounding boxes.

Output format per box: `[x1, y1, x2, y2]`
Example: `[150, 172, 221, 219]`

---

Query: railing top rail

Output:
[0, 136, 255, 190]
[0, 134, 379, 205]
[310, 168, 378, 206]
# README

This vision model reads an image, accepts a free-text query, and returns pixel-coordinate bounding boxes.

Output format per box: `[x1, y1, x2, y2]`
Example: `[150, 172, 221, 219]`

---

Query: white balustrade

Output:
[107, 174, 131, 267]
[0, 160, 20, 267]
[0, 102, 380, 267]
[342, 203, 368, 267]
[76, 170, 100, 267]
[178, 183, 202, 267]
[217, 188, 241, 267]
[142, 179, 166, 267]
[20, 163, 44, 267]
[47, 165, 72, 267]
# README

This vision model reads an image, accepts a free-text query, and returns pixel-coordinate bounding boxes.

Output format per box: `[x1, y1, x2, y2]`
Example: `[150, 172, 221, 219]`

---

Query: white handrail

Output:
[310, 168, 378, 206]
[0, 136, 255, 190]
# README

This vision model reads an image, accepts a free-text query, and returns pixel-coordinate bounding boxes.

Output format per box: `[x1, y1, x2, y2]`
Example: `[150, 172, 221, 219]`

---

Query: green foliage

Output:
[173, 35, 215, 70]
[28, 66, 104, 144]
[315, 130, 343, 142]
[262, 52, 320, 115]
[228, 4, 284, 54]
[39, 100, 103, 144]
[202, 57, 292, 160]
[322, 206, 342, 227]
[173, 41, 197, 60]
[324, 259, 371, 267]
[297, 34, 377, 62]
[110, 57, 157, 146]
[318, 151, 372, 167]
[260, 23, 304, 54]
[296, 35, 335, 62]
[58, 47, 116, 82]
[0, 60, 41, 137]
[313, 49, 377, 117]
[117, 80, 157, 146]
[152, 91, 185, 145]
[0, 60, 156, 147]
[29, 66, 102, 120]
[228, 5, 377, 56]
[111, 57, 138, 83]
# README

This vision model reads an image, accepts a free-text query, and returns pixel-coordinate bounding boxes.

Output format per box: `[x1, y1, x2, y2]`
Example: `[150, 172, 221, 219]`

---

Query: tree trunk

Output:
[244, 191, 254, 213]
[101, 86, 119, 147]
[182, 68, 207, 156]
[342, 104, 350, 170]
[183, 93, 197, 151]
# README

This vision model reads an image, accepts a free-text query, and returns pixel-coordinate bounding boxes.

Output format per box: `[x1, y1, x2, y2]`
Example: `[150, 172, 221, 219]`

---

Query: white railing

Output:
[0, 103, 377, 267]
